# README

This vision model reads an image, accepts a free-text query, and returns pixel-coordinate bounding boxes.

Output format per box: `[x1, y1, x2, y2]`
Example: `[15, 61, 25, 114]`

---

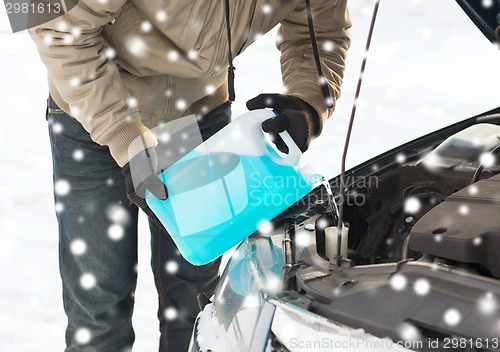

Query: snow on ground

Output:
[0, 0, 499, 351]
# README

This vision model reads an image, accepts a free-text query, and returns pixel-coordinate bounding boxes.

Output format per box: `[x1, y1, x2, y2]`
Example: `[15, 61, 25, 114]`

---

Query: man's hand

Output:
[246, 94, 320, 153]
[122, 147, 168, 227]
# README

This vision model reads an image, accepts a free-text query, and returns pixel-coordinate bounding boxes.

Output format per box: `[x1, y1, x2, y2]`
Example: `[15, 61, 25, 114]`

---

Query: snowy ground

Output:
[0, 0, 499, 351]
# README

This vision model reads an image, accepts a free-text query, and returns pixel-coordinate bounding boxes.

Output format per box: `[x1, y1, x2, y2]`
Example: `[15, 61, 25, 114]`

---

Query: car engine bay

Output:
[275, 113, 500, 351]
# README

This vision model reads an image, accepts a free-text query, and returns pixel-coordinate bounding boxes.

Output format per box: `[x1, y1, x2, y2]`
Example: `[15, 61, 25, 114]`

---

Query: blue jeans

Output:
[47, 96, 231, 352]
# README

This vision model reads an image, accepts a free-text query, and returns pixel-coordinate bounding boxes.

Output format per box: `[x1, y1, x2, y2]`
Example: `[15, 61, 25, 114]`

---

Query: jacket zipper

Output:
[165, 75, 175, 120]
[208, 0, 235, 77]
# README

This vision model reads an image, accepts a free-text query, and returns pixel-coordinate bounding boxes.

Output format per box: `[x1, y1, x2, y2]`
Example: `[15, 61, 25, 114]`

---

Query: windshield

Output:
[233, 0, 500, 178]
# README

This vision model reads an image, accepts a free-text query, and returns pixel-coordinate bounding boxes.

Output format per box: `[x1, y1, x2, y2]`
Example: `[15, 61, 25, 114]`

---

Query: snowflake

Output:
[70, 239, 87, 256]
[413, 278, 431, 296]
[52, 123, 63, 134]
[159, 132, 170, 143]
[243, 294, 260, 309]
[258, 220, 273, 234]
[176, 99, 187, 110]
[106, 178, 114, 186]
[262, 4, 272, 14]
[361, 5, 373, 17]
[164, 307, 178, 320]
[404, 196, 421, 214]
[231, 250, 242, 260]
[57, 21, 68, 31]
[55, 179, 71, 196]
[69, 78, 80, 88]
[71, 149, 84, 161]
[205, 84, 216, 95]
[167, 50, 179, 62]
[43, 35, 53, 45]
[107, 204, 130, 225]
[294, 230, 311, 247]
[325, 96, 334, 107]
[108, 224, 125, 241]
[265, 275, 281, 293]
[473, 237, 482, 246]
[187, 50, 198, 60]
[478, 292, 497, 315]
[276, 34, 284, 45]
[104, 47, 116, 59]
[390, 273, 407, 291]
[398, 322, 421, 342]
[70, 107, 80, 118]
[63, 34, 74, 44]
[468, 185, 479, 195]
[322, 40, 335, 52]
[230, 127, 241, 139]
[71, 27, 81, 37]
[482, 0, 494, 8]
[80, 273, 96, 290]
[141, 21, 152, 32]
[127, 37, 148, 57]
[127, 97, 138, 108]
[480, 152, 496, 168]
[316, 218, 329, 230]
[458, 204, 469, 216]
[55, 202, 65, 213]
[443, 308, 461, 326]
[74, 328, 92, 345]
[156, 10, 167, 22]
[165, 260, 179, 274]
[396, 153, 406, 164]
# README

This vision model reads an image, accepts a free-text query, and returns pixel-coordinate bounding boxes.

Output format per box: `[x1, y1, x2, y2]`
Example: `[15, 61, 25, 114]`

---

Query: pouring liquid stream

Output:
[320, 177, 340, 224]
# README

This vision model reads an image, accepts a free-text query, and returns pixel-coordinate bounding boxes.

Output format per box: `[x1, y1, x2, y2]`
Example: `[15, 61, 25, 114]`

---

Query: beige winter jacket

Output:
[29, 0, 351, 167]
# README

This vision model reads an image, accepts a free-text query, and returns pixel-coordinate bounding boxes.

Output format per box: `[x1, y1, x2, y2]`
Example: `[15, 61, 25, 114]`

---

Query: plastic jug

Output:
[146, 109, 318, 265]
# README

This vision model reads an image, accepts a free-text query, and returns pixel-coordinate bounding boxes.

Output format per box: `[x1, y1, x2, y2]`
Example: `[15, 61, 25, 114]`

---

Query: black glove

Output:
[122, 147, 168, 228]
[246, 94, 321, 153]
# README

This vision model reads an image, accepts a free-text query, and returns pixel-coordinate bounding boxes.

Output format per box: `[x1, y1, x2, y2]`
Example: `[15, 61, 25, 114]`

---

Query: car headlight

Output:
[195, 232, 286, 351]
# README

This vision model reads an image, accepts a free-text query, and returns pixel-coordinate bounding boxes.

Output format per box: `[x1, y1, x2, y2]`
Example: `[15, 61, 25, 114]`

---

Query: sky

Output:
[0, 0, 499, 350]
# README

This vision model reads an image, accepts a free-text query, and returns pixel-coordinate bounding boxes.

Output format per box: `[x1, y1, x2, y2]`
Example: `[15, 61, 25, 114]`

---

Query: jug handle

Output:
[260, 109, 302, 167]
[267, 130, 302, 166]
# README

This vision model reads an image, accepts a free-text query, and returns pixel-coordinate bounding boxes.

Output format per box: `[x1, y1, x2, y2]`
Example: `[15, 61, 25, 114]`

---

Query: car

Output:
[189, 1, 500, 351]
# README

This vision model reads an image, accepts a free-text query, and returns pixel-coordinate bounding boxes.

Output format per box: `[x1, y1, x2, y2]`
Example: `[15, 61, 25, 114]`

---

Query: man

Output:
[29, 0, 350, 350]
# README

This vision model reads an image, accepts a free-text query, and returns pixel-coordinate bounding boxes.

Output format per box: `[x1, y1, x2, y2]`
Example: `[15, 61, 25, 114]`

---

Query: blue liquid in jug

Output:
[146, 152, 315, 265]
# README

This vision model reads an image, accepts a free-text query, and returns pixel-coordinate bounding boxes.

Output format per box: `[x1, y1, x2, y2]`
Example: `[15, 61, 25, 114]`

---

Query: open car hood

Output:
[456, 0, 500, 45]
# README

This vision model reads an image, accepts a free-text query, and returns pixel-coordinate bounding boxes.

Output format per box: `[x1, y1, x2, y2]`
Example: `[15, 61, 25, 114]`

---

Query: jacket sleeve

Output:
[29, 0, 157, 167]
[278, 0, 351, 133]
